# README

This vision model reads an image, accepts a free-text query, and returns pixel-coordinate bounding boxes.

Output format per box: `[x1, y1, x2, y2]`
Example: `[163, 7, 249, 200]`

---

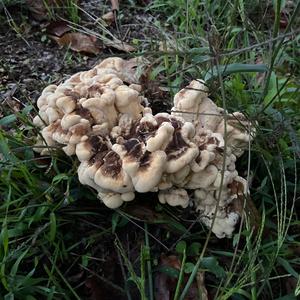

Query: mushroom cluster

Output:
[33, 57, 255, 238]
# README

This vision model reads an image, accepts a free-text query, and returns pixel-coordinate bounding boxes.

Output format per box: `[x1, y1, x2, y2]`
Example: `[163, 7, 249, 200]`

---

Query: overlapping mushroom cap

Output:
[33, 57, 255, 238]
[33, 57, 145, 155]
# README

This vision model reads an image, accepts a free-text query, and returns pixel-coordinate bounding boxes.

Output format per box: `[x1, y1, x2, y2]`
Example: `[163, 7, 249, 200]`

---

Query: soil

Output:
[0, 0, 164, 115]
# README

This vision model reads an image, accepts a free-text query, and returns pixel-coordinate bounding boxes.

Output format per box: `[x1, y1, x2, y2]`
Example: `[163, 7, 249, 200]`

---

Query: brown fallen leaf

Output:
[122, 57, 149, 83]
[285, 276, 298, 295]
[196, 272, 208, 300]
[105, 38, 135, 52]
[50, 32, 101, 55]
[85, 276, 103, 300]
[46, 20, 71, 37]
[123, 203, 164, 222]
[155, 254, 202, 300]
[101, 0, 118, 27]
[102, 11, 115, 26]
[26, 0, 76, 21]
[26, 0, 54, 21]
[110, 0, 119, 11]
[230, 195, 261, 233]
[155, 255, 181, 300]
[161, 254, 181, 270]
[255, 56, 265, 86]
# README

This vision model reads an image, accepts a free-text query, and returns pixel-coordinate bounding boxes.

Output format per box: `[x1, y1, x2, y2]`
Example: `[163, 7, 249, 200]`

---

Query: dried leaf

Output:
[285, 277, 298, 294]
[110, 0, 119, 11]
[26, 0, 65, 21]
[102, 11, 115, 26]
[85, 276, 103, 300]
[196, 272, 208, 300]
[155, 255, 180, 300]
[155, 272, 171, 300]
[105, 38, 135, 52]
[161, 254, 181, 270]
[122, 57, 149, 83]
[231, 196, 261, 232]
[122, 203, 187, 234]
[50, 32, 101, 55]
[255, 56, 266, 85]
[155, 254, 201, 300]
[47, 21, 71, 37]
[26, 0, 50, 21]
[123, 204, 163, 222]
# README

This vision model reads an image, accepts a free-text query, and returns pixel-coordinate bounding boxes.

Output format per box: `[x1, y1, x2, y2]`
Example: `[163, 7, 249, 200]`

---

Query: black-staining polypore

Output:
[33, 57, 255, 238]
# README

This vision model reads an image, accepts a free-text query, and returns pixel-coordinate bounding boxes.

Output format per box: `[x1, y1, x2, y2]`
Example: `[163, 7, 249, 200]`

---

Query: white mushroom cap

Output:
[51, 128, 70, 145]
[68, 120, 90, 144]
[60, 114, 82, 130]
[216, 112, 254, 157]
[190, 150, 216, 172]
[33, 115, 46, 127]
[40, 125, 56, 148]
[196, 97, 223, 132]
[157, 175, 173, 190]
[94, 169, 132, 193]
[105, 77, 124, 90]
[93, 71, 118, 82]
[81, 90, 118, 128]
[97, 57, 124, 71]
[37, 85, 57, 109]
[158, 188, 189, 208]
[169, 165, 190, 187]
[166, 146, 199, 173]
[45, 107, 61, 123]
[115, 85, 143, 119]
[213, 170, 238, 189]
[181, 122, 196, 141]
[76, 139, 93, 162]
[131, 151, 167, 193]
[186, 164, 218, 189]
[121, 192, 135, 202]
[79, 68, 98, 81]
[56, 96, 76, 114]
[172, 80, 208, 123]
[129, 84, 142, 92]
[62, 143, 76, 156]
[172, 80, 224, 132]
[98, 192, 124, 209]
[146, 122, 174, 152]
[209, 212, 240, 238]
[78, 161, 100, 191]
[92, 124, 109, 136]
[140, 108, 157, 126]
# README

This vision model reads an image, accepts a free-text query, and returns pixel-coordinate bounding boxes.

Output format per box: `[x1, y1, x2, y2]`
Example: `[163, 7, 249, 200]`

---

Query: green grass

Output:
[1, 0, 300, 299]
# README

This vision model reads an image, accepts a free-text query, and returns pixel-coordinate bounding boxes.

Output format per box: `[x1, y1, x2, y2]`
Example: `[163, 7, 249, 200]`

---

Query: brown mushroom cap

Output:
[112, 140, 167, 193]
[145, 122, 174, 152]
[164, 120, 199, 173]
